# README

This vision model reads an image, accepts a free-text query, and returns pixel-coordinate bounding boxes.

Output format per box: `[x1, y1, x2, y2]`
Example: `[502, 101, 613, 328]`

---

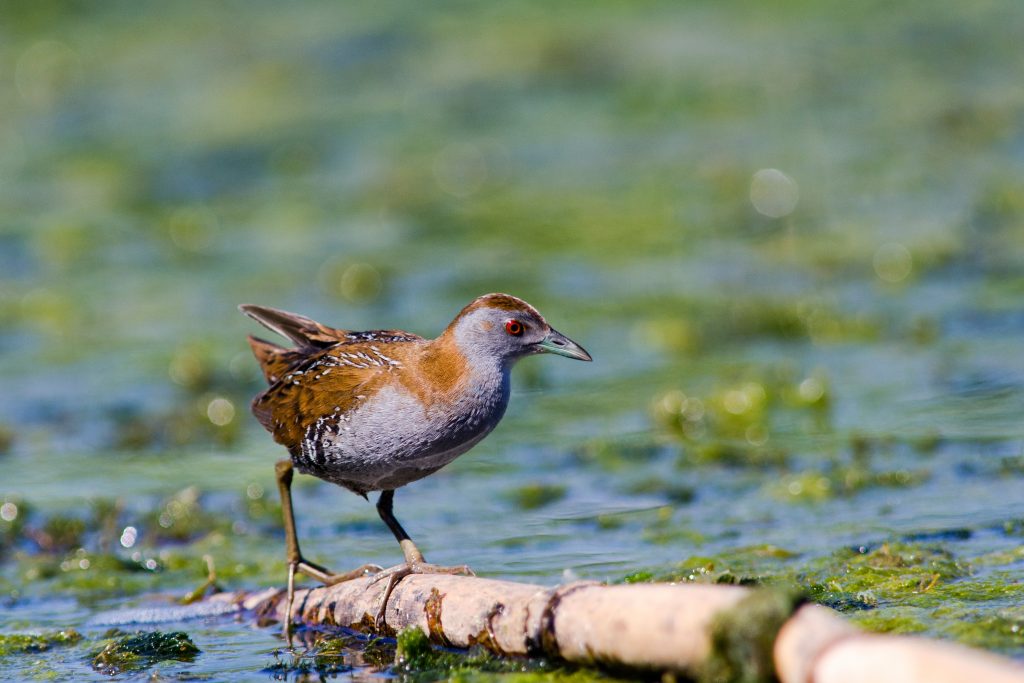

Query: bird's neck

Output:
[417, 333, 471, 396]
[411, 332, 510, 445]
[427, 329, 510, 403]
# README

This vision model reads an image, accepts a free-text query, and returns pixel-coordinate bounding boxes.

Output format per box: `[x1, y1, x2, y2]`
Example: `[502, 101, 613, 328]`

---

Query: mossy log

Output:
[213, 574, 1024, 682]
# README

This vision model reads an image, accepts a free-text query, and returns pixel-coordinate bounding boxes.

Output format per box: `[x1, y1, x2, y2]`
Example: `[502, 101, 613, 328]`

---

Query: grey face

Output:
[452, 307, 592, 367]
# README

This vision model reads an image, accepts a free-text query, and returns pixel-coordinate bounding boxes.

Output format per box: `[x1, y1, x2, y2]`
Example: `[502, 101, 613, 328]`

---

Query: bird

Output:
[240, 293, 591, 636]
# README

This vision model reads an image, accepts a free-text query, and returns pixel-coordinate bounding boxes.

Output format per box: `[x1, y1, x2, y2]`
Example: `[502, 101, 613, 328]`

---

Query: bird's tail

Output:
[245, 335, 304, 384]
[238, 304, 347, 349]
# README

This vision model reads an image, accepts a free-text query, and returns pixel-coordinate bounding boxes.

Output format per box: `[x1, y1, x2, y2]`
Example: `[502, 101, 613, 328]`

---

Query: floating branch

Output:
[208, 574, 1024, 682]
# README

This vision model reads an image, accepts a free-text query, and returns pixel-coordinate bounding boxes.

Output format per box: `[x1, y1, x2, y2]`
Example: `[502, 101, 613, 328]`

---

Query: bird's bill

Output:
[535, 328, 593, 361]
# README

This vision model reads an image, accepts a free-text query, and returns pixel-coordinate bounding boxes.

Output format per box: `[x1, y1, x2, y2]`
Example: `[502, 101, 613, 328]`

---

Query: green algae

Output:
[802, 540, 1024, 649]
[0, 425, 13, 455]
[179, 554, 220, 604]
[849, 611, 931, 635]
[5, 506, 282, 599]
[0, 631, 82, 658]
[33, 516, 86, 555]
[572, 438, 664, 472]
[262, 633, 365, 678]
[686, 442, 790, 469]
[700, 588, 805, 683]
[91, 630, 200, 674]
[942, 607, 1024, 652]
[641, 510, 707, 546]
[999, 456, 1024, 476]
[0, 497, 29, 559]
[144, 486, 232, 544]
[1001, 520, 1024, 537]
[621, 537, 1024, 657]
[621, 545, 796, 586]
[395, 626, 453, 670]
[1, 0, 1024, 678]
[623, 477, 695, 504]
[799, 542, 970, 605]
[507, 483, 568, 511]
[652, 375, 831, 469]
[394, 626, 575, 682]
[771, 466, 930, 503]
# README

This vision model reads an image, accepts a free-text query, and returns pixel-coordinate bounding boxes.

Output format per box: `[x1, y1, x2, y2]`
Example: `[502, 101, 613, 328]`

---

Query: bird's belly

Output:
[294, 383, 506, 492]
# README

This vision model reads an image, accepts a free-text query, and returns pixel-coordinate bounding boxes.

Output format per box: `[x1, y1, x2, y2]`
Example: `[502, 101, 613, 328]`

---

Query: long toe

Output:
[368, 561, 474, 588]
[322, 563, 383, 585]
[298, 558, 383, 585]
[368, 561, 476, 631]
[410, 562, 475, 577]
[367, 562, 412, 588]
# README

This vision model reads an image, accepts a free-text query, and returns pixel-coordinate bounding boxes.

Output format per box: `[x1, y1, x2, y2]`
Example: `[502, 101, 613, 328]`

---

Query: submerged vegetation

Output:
[91, 630, 201, 675]
[393, 627, 572, 682]
[0, 631, 81, 658]
[2, 0, 1024, 679]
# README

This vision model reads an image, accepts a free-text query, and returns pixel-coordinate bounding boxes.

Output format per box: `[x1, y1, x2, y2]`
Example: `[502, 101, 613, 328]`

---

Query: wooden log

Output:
[220, 575, 1024, 682]
[774, 604, 862, 683]
[775, 604, 1024, 683]
[235, 574, 748, 674]
[814, 633, 1024, 683]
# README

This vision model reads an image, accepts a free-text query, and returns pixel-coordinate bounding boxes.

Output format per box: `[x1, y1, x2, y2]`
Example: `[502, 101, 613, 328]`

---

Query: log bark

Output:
[212, 574, 1024, 682]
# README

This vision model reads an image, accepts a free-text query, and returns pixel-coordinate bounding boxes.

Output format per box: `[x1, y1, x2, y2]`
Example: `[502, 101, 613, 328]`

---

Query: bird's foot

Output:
[299, 558, 383, 585]
[282, 558, 383, 645]
[368, 561, 475, 630]
[367, 560, 475, 587]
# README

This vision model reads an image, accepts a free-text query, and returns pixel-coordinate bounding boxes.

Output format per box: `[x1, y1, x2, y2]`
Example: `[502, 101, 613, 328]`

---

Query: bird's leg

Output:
[369, 489, 474, 629]
[376, 489, 426, 564]
[274, 459, 382, 642]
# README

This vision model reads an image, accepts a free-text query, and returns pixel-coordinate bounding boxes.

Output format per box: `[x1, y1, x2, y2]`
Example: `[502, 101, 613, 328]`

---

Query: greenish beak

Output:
[535, 327, 593, 361]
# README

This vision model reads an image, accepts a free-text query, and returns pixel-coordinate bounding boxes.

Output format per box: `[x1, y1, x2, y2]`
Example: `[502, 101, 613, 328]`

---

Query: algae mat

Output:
[1, 0, 1023, 679]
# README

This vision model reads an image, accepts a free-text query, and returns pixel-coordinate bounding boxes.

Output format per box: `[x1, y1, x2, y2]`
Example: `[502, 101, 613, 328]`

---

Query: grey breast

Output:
[296, 367, 511, 493]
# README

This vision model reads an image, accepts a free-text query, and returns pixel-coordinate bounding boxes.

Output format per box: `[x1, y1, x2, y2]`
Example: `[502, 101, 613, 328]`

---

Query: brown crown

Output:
[454, 293, 543, 321]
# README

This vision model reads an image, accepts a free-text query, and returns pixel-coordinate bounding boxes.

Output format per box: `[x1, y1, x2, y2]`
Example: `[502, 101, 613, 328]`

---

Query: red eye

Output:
[505, 319, 524, 336]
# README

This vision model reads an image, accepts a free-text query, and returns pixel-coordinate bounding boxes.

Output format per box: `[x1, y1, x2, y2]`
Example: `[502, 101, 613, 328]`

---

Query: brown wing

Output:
[241, 303, 423, 385]
[250, 339, 421, 454]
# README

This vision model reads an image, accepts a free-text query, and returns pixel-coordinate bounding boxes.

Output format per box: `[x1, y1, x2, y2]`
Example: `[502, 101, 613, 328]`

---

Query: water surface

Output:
[2, 0, 1024, 679]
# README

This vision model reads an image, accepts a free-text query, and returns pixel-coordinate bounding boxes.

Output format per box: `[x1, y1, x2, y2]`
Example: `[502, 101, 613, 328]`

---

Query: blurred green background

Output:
[1, 0, 1024, 679]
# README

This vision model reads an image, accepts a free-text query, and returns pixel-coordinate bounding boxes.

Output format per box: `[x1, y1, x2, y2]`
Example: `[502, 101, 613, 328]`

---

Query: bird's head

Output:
[446, 293, 592, 367]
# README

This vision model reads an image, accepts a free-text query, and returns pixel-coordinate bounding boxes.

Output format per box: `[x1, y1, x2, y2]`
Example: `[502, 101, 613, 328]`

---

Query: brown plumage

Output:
[242, 304, 473, 461]
[240, 294, 592, 634]
[245, 336, 301, 384]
